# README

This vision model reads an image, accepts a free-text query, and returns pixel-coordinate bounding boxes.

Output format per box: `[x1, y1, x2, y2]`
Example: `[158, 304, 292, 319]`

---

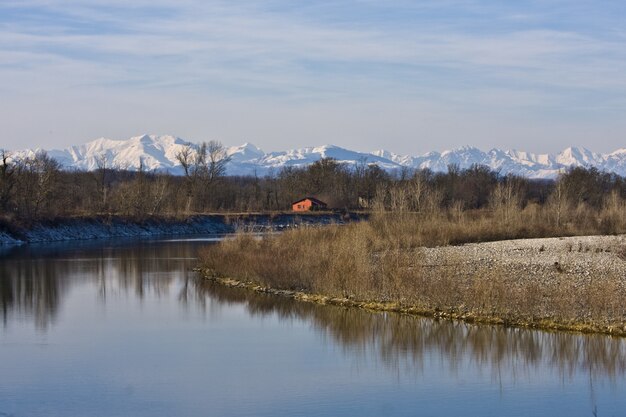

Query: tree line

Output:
[1, 142, 626, 226]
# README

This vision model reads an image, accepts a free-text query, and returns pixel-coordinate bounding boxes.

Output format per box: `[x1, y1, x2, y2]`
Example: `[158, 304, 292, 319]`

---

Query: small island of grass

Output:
[200, 208, 626, 337]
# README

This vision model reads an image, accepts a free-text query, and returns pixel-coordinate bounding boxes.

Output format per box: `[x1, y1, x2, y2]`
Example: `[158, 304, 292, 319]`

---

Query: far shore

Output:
[0, 211, 362, 245]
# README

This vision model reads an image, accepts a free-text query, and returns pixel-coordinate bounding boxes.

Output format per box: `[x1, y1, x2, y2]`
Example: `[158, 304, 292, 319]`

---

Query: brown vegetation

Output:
[2, 142, 626, 224]
[3, 144, 626, 332]
[200, 194, 626, 335]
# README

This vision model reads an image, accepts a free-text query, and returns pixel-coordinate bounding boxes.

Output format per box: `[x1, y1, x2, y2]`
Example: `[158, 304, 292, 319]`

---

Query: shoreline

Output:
[198, 233, 626, 338]
[199, 273, 626, 337]
[0, 212, 361, 245]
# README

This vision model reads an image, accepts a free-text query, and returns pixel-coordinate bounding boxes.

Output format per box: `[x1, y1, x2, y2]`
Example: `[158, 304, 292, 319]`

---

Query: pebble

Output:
[418, 235, 626, 289]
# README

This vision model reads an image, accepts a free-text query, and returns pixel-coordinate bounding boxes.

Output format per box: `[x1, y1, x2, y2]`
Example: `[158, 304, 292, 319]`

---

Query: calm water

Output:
[1, 238, 626, 417]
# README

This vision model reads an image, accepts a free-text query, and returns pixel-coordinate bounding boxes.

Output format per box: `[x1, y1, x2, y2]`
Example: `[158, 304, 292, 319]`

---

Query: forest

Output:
[1, 141, 626, 230]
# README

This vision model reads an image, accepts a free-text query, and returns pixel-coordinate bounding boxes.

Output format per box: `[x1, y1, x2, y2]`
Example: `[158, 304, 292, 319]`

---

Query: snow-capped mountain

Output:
[14, 135, 191, 174]
[257, 145, 399, 171]
[10, 134, 626, 179]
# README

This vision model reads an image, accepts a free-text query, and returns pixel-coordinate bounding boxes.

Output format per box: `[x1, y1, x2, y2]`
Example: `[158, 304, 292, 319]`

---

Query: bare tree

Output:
[149, 173, 169, 215]
[175, 141, 231, 213]
[14, 151, 60, 218]
[490, 176, 522, 223]
[93, 153, 111, 212]
[0, 149, 16, 212]
[206, 140, 231, 184]
[548, 171, 567, 228]
[389, 185, 408, 212]
[176, 143, 199, 213]
[175, 145, 194, 177]
[409, 172, 427, 212]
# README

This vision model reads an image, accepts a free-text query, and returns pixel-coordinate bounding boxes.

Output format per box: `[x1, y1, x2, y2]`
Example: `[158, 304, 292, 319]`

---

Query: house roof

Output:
[291, 197, 327, 206]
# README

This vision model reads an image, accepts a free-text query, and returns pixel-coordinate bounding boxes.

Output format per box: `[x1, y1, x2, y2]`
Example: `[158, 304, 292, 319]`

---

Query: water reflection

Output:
[0, 240, 198, 329]
[193, 281, 626, 383]
[2, 238, 626, 384]
[0, 256, 65, 329]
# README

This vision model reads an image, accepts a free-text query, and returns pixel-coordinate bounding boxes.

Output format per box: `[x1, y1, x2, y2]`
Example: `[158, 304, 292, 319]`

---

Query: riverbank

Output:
[199, 226, 626, 336]
[0, 212, 360, 245]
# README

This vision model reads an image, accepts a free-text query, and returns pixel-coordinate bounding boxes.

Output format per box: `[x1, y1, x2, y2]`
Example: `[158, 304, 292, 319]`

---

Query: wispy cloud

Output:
[1, 0, 625, 152]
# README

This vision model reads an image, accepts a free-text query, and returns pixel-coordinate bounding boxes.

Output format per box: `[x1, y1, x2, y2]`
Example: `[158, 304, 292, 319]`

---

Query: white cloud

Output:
[1, 0, 625, 153]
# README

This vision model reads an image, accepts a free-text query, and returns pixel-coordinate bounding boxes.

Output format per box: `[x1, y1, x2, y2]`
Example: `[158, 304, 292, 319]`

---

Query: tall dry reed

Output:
[200, 206, 626, 332]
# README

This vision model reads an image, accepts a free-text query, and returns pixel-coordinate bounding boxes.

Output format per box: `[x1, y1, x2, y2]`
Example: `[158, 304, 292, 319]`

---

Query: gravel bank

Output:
[201, 233, 626, 336]
[421, 235, 626, 288]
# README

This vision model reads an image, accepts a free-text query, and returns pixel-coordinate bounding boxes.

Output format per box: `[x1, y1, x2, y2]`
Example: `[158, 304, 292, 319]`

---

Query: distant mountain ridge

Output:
[11, 134, 626, 179]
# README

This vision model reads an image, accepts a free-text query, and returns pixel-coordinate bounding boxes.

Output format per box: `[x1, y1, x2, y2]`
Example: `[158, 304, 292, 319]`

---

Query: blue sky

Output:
[1, 0, 625, 154]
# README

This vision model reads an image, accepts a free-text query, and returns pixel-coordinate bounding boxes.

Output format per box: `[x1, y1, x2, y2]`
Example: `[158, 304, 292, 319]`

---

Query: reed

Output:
[199, 207, 626, 334]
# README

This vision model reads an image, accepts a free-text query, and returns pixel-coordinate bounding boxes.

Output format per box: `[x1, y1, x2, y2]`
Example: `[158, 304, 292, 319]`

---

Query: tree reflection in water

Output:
[193, 280, 626, 384]
[0, 241, 199, 330]
[0, 257, 64, 330]
[1, 239, 626, 390]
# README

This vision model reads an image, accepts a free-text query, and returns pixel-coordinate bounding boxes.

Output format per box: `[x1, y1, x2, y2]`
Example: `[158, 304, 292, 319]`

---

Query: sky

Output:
[1, 0, 625, 155]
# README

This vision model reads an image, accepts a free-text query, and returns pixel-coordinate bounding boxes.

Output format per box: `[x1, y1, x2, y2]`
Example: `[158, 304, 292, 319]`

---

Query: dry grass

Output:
[199, 207, 626, 334]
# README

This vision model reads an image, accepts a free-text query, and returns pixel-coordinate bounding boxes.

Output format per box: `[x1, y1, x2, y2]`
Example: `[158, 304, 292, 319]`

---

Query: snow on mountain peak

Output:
[455, 145, 482, 153]
[227, 142, 265, 162]
[372, 149, 391, 158]
[556, 146, 601, 166]
[10, 134, 626, 179]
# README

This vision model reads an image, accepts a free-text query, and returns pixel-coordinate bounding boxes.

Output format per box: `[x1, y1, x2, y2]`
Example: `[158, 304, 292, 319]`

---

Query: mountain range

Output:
[11, 134, 626, 179]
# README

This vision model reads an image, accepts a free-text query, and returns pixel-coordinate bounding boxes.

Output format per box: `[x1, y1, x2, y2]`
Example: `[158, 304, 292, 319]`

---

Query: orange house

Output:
[292, 197, 328, 212]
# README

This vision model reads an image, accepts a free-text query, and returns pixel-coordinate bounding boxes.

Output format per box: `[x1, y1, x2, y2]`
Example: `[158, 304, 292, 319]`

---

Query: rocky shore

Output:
[0, 212, 360, 245]
[421, 234, 626, 290]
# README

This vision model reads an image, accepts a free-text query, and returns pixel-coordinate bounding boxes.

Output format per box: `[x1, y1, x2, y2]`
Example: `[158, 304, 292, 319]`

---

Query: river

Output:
[1, 238, 626, 416]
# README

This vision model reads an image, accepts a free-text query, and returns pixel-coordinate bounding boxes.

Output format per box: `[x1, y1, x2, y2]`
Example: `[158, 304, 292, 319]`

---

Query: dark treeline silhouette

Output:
[2, 144, 626, 223]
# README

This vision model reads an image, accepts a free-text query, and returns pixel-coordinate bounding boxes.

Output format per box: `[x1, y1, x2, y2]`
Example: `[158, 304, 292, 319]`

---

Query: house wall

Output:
[292, 199, 314, 212]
